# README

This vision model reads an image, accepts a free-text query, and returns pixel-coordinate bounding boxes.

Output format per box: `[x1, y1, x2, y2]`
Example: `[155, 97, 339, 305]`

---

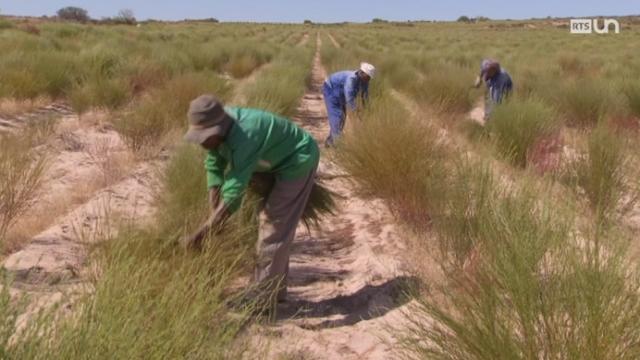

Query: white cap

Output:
[360, 62, 376, 78]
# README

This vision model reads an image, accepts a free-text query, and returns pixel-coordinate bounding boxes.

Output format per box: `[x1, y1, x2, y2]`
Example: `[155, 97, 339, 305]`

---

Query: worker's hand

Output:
[181, 203, 230, 251]
[182, 230, 205, 251]
[208, 187, 221, 210]
[473, 76, 482, 88]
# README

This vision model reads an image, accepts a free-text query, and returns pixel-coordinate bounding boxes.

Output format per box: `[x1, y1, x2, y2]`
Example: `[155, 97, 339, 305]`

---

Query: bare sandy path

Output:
[252, 34, 413, 360]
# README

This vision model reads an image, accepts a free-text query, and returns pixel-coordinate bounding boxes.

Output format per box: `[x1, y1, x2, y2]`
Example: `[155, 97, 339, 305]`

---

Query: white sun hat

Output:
[360, 62, 376, 78]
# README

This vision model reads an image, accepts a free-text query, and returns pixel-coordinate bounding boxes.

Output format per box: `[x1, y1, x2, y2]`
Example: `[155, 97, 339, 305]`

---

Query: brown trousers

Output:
[254, 166, 317, 301]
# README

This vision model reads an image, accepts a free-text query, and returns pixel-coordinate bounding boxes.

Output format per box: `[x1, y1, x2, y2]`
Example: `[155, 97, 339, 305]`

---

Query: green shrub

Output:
[0, 132, 47, 243]
[115, 72, 231, 152]
[0, 276, 23, 356]
[558, 79, 613, 126]
[488, 97, 558, 167]
[623, 82, 640, 118]
[157, 144, 211, 233]
[244, 47, 313, 117]
[79, 45, 123, 80]
[412, 63, 473, 114]
[570, 124, 635, 224]
[378, 57, 418, 94]
[225, 54, 259, 79]
[399, 185, 640, 360]
[0, 52, 76, 99]
[431, 161, 495, 270]
[336, 84, 449, 227]
[71, 77, 131, 113]
[9, 228, 251, 359]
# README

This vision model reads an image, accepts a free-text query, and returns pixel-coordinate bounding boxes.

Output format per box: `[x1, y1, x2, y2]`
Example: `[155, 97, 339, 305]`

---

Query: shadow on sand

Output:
[277, 276, 419, 329]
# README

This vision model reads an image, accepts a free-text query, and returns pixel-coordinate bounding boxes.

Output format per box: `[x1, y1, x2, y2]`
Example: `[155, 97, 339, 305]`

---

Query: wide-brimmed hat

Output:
[360, 62, 376, 78]
[184, 94, 231, 144]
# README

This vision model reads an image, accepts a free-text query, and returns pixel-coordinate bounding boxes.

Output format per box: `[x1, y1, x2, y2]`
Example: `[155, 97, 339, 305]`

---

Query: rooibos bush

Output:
[558, 79, 613, 126]
[336, 83, 449, 228]
[0, 132, 47, 245]
[488, 97, 558, 167]
[623, 82, 640, 118]
[412, 63, 474, 114]
[569, 124, 636, 224]
[115, 72, 230, 152]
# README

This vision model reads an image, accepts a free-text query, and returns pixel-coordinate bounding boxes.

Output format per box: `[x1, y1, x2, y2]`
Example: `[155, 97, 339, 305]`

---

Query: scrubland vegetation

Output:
[1, 15, 640, 359]
[323, 20, 640, 359]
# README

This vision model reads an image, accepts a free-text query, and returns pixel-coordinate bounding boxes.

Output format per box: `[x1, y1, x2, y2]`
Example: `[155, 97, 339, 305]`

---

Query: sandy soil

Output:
[251, 35, 415, 360]
[298, 32, 310, 47]
[2, 107, 162, 316]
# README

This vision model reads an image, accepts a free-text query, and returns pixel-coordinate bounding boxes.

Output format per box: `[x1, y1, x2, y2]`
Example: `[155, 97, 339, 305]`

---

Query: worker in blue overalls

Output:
[474, 59, 513, 121]
[322, 62, 376, 147]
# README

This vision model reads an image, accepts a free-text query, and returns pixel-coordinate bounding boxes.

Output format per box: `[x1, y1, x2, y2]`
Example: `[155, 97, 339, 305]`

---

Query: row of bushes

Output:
[336, 77, 640, 360]
[0, 143, 258, 359]
[328, 25, 640, 359]
[1, 24, 317, 358]
[244, 44, 315, 117]
[0, 20, 284, 108]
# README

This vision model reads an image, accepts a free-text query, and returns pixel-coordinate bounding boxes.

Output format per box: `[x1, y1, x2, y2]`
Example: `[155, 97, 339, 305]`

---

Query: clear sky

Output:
[1, 1, 638, 23]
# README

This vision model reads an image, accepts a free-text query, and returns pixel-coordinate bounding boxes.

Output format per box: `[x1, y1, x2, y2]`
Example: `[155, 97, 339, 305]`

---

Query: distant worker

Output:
[323, 62, 376, 147]
[182, 94, 319, 305]
[474, 59, 513, 121]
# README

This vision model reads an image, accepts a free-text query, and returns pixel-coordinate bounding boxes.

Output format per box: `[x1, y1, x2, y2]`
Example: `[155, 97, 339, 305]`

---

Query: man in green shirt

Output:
[182, 94, 320, 303]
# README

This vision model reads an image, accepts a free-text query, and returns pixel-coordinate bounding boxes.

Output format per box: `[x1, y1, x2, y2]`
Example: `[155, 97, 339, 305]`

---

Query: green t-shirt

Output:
[204, 107, 319, 213]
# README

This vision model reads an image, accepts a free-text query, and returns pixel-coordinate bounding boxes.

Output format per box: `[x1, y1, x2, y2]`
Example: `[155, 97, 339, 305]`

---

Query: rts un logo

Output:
[570, 19, 620, 34]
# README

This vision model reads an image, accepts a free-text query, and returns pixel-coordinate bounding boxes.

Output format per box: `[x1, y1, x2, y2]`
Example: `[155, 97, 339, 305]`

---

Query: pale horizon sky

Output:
[1, 1, 638, 23]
